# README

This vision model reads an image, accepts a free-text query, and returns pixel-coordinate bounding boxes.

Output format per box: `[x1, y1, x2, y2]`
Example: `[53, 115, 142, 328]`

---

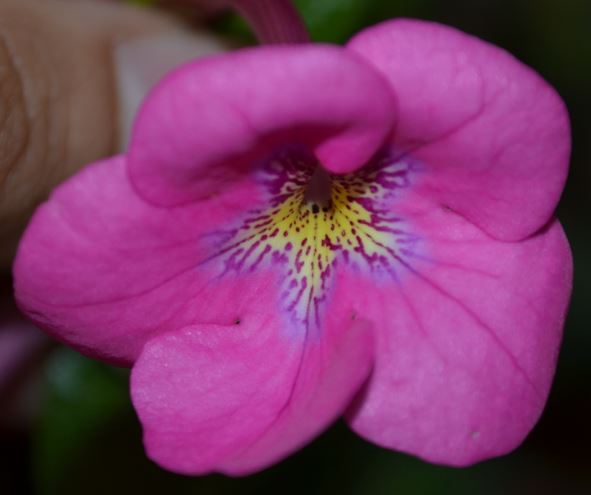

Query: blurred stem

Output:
[230, 0, 309, 44]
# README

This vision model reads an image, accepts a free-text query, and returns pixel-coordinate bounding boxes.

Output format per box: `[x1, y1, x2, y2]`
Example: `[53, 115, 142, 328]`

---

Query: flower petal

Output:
[128, 44, 397, 206]
[348, 19, 570, 241]
[130, 316, 374, 475]
[13, 155, 268, 364]
[341, 187, 571, 465]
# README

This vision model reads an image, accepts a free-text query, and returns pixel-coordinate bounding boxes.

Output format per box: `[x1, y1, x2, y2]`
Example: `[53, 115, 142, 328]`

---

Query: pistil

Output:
[303, 166, 333, 212]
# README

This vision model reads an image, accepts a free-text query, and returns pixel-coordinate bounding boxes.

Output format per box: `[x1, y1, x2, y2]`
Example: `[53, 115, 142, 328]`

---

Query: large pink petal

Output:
[340, 186, 571, 465]
[348, 19, 570, 241]
[128, 44, 397, 206]
[13, 155, 270, 365]
[130, 315, 374, 475]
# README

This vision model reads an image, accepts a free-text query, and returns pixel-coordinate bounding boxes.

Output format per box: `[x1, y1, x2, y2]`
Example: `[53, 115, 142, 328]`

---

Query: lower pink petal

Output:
[342, 187, 571, 465]
[131, 315, 374, 475]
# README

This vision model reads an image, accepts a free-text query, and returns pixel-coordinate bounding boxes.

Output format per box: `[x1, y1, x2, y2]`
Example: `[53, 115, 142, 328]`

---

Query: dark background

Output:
[1, 0, 590, 493]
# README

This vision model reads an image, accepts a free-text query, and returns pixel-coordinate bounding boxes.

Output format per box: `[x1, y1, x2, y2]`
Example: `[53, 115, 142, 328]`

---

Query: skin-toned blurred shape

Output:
[0, 0, 225, 267]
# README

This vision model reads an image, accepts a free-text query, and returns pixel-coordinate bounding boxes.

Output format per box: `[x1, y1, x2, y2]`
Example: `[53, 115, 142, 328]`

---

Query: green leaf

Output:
[32, 349, 130, 495]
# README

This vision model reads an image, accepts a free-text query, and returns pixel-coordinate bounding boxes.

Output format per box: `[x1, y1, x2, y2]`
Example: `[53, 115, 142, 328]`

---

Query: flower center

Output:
[210, 149, 417, 330]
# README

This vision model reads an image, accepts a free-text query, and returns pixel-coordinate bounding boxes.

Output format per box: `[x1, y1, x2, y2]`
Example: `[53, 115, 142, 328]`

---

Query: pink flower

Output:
[13, 19, 571, 475]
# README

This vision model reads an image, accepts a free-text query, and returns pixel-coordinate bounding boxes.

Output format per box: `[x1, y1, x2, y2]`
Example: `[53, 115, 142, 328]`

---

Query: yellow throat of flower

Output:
[213, 150, 416, 329]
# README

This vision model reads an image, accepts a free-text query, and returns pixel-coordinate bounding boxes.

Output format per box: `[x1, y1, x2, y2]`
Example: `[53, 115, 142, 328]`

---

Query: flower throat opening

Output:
[212, 148, 416, 330]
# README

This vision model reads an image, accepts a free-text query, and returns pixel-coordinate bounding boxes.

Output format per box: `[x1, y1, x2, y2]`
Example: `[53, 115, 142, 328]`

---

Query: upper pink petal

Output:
[131, 314, 374, 475]
[348, 19, 570, 241]
[341, 183, 572, 465]
[128, 44, 397, 206]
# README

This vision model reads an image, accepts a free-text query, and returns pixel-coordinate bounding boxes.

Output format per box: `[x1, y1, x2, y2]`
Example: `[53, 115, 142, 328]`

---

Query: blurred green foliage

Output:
[215, 0, 434, 43]
[24, 0, 591, 494]
[33, 350, 129, 494]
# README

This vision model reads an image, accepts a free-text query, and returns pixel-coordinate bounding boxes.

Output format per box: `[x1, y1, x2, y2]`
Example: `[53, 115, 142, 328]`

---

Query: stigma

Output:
[304, 166, 332, 211]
